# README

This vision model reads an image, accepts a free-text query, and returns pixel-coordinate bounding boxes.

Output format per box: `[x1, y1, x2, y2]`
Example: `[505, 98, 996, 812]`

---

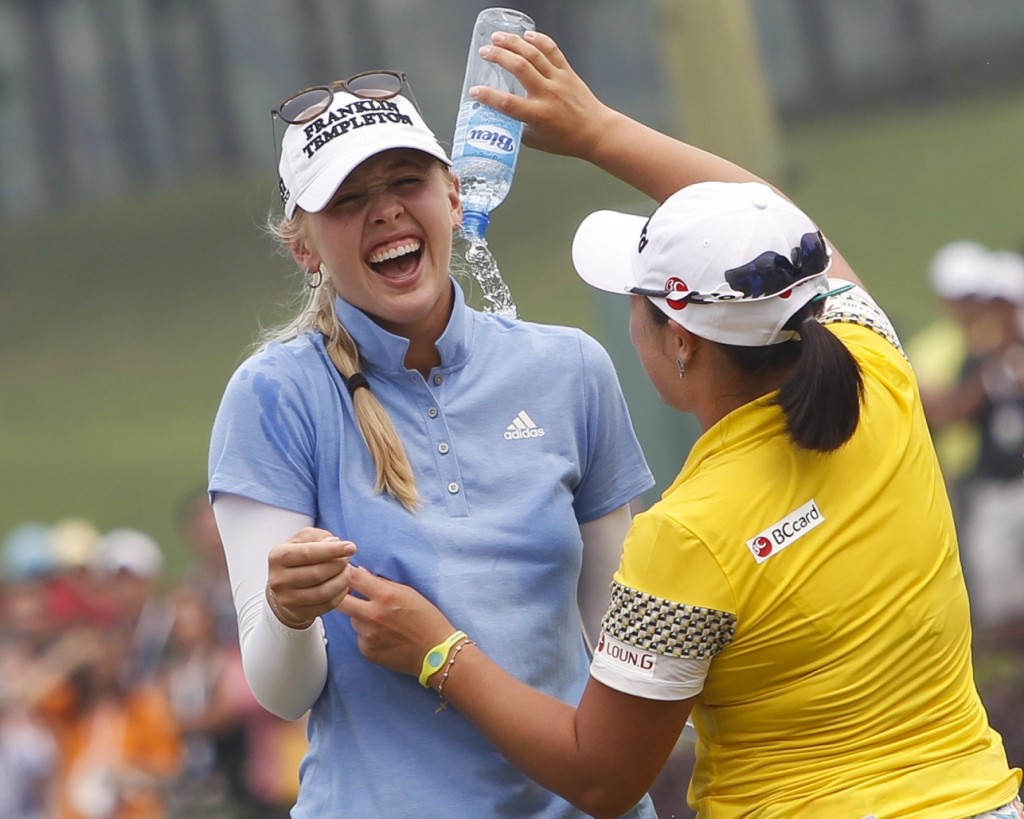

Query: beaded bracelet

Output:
[435, 638, 476, 713]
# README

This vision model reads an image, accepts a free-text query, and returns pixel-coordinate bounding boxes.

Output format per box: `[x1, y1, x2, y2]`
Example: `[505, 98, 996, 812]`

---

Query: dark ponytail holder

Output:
[810, 282, 856, 304]
[344, 372, 370, 397]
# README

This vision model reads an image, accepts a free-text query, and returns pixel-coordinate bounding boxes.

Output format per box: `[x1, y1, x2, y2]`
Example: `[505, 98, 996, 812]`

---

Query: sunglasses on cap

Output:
[272, 70, 420, 125]
[631, 231, 832, 304]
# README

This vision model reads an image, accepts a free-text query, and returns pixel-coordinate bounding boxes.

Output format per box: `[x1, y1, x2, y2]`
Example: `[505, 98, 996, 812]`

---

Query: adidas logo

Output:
[504, 410, 545, 440]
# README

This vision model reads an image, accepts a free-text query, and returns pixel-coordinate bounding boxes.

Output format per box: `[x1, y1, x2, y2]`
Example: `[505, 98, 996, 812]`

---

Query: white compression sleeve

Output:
[578, 504, 633, 651]
[212, 493, 329, 720]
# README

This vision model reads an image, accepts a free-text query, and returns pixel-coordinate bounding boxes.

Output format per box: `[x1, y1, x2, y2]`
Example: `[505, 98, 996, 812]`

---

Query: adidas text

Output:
[504, 427, 546, 440]
[505, 410, 545, 440]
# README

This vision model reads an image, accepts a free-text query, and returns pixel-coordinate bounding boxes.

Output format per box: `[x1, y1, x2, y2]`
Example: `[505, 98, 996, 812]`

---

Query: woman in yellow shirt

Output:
[336, 28, 1021, 819]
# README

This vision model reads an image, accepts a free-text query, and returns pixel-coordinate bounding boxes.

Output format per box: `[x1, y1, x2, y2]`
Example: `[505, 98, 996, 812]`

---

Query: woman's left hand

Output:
[471, 30, 615, 161]
[337, 566, 458, 678]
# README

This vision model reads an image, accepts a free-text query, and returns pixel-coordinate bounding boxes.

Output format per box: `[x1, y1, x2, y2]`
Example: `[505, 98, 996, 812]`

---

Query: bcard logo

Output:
[664, 276, 689, 311]
[753, 536, 773, 558]
[745, 499, 824, 564]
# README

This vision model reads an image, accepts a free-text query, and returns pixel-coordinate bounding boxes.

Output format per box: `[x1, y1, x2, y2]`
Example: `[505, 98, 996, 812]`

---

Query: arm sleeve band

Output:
[578, 504, 633, 651]
[212, 492, 329, 720]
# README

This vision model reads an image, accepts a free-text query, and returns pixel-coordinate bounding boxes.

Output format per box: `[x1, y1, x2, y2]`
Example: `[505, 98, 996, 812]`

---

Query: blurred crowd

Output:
[909, 239, 1024, 769]
[0, 493, 305, 819]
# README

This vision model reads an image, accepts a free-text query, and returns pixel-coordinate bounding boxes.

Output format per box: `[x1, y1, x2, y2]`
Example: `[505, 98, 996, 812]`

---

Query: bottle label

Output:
[459, 103, 522, 170]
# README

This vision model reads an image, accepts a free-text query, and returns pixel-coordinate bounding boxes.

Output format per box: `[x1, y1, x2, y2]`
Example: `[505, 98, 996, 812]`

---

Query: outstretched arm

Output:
[474, 30, 862, 288]
[474, 31, 762, 202]
[338, 567, 694, 819]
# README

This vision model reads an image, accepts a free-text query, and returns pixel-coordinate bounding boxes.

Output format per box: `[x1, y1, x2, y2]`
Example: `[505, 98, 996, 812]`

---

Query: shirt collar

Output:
[332, 278, 472, 375]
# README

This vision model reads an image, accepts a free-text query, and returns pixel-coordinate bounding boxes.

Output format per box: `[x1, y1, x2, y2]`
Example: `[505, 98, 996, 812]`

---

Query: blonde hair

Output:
[263, 212, 419, 511]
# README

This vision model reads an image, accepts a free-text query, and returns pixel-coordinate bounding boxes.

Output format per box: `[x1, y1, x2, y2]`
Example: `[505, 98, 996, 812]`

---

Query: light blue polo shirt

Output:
[209, 281, 656, 818]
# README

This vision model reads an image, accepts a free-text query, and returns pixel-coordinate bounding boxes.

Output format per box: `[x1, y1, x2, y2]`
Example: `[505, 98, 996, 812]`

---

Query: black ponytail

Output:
[643, 298, 864, 452]
[771, 306, 864, 452]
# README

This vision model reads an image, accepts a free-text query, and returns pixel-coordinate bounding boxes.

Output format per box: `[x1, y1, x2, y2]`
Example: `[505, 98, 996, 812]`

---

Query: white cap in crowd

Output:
[90, 528, 164, 580]
[928, 240, 991, 301]
[929, 240, 1024, 305]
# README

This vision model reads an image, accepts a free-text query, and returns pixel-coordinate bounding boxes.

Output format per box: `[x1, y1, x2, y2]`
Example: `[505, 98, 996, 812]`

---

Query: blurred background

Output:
[1, 0, 1023, 816]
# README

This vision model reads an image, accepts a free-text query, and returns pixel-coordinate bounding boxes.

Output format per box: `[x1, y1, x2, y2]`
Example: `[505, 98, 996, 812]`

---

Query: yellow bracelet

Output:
[418, 630, 468, 687]
[435, 638, 476, 713]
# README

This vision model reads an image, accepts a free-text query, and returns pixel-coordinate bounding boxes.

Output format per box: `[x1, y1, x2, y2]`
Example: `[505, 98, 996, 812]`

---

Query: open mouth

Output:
[367, 239, 423, 278]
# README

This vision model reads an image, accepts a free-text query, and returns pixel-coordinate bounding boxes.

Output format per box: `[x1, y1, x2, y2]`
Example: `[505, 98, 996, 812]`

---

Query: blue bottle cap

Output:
[461, 211, 490, 242]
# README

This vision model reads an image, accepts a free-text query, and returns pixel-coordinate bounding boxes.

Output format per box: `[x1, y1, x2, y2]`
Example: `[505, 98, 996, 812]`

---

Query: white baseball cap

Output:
[927, 240, 991, 301]
[91, 528, 164, 579]
[986, 250, 1024, 305]
[572, 181, 833, 346]
[278, 90, 451, 218]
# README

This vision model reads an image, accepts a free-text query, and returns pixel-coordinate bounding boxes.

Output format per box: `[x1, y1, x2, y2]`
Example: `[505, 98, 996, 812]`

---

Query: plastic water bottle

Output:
[451, 8, 535, 242]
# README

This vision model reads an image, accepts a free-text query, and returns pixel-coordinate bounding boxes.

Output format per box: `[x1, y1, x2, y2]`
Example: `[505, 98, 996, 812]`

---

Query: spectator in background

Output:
[1, 523, 62, 819]
[161, 586, 248, 816]
[908, 241, 991, 519]
[914, 243, 1024, 775]
[921, 248, 1024, 644]
[174, 494, 306, 816]
[36, 623, 182, 819]
[48, 518, 117, 629]
[0, 672, 58, 819]
[161, 585, 298, 818]
[177, 490, 237, 646]
[90, 529, 174, 687]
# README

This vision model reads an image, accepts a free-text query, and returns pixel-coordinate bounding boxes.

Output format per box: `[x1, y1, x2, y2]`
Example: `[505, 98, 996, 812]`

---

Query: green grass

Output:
[3, 89, 1024, 575]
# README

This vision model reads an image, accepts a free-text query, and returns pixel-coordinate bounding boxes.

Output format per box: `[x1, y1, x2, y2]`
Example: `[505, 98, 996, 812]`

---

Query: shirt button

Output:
[447, 482, 459, 494]
[427, 407, 438, 418]
[433, 375, 443, 386]
[438, 443, 450, 455]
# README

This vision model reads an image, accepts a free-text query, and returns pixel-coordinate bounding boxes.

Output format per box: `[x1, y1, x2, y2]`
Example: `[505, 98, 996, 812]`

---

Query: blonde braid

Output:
[264, 212, 420, 511]
[312, 298, 419, 510]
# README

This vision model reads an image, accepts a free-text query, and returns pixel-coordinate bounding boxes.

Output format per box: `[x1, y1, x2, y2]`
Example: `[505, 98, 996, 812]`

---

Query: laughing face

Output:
[291, 148, 462, 342]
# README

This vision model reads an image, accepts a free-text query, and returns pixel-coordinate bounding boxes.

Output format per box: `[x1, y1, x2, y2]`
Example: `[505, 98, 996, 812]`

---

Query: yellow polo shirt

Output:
[593, 286, 1021, 817]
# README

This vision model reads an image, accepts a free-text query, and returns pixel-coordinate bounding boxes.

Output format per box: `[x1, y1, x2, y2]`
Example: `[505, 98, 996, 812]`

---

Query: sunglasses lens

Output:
[279, 88, 332, 124]
[726, 253, 796, 298]
[800, 232, 829, 274]
[723, 233, 829, 299]
[345, 72, 404, 99]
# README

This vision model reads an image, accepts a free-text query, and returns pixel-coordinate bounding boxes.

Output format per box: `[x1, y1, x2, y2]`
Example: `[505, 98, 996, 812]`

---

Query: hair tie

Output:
[810, 282, 856, 303]
[344, 372, 370, 397]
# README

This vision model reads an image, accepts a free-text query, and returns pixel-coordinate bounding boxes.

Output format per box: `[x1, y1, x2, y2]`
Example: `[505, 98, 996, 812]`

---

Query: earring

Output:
[304, 267, 323, 289]
[676, 356, 686, 379]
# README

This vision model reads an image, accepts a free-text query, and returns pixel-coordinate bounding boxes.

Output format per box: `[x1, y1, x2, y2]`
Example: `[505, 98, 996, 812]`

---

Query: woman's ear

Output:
[289, 237, 320, 273]
[667, 319, 697, 367]
[448, 172, 463, 232]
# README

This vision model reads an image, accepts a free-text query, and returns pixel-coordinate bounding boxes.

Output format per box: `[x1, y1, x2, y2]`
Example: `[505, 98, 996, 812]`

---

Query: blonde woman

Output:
[207, 69, 656, 817]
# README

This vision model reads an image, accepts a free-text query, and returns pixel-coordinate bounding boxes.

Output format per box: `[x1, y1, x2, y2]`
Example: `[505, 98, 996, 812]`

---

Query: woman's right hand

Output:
[266, 528, 357, 629]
